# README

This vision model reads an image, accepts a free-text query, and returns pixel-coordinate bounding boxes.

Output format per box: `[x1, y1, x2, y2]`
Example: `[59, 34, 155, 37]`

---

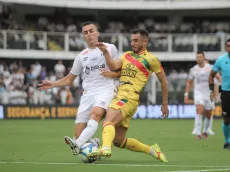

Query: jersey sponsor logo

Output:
[91, 64, 105, 71]
[125, 53, 150, 77]
[84, 63, 106, 74]
[85, 66, 90, 74]
[121, 63, 137, 78]
[120, 81, 133, 86]
[83, 57, 88, 61]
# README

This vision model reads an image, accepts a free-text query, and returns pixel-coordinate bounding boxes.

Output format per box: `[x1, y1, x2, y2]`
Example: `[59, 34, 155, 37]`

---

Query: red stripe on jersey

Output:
[82, 50, 88, 55]
[125, 53, 150, 77]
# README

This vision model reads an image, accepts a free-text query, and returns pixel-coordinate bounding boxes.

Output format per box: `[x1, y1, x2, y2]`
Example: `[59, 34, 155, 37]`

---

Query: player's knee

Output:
[113, 141, 121, 147]
[113, 137, 126, 148]
[113, 140, 123, 148]
[90, 112, 104, 122]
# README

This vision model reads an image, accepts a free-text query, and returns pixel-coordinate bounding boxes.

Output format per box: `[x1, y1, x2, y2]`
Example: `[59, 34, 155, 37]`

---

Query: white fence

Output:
[2, 0, 230, 9]
[1, 30, 229, 53]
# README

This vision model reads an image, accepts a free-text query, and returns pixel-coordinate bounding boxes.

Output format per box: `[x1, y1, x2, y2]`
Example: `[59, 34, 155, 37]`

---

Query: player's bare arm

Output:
[208, 70, 218, 101]
[184, 79, 193, 104]
[215, 72, 222, 83]
[96, 42, 122, 70]
[38, 73, 77, 90]
[156, 70, 169, 118]
[100, 69, 121, 78]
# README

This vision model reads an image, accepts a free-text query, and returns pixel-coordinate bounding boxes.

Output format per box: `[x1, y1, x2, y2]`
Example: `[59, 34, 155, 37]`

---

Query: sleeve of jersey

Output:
[109, 44, 119, 59]
[212, 58, 221, 72]
[188, 68, 194, 80]
[70, 55, 82, 75]
[150, 56, 163, 74]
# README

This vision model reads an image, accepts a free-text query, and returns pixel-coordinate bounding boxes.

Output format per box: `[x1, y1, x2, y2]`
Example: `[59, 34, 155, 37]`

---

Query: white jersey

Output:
[188, 63, 212, 98]
[71, 43, 118, 92]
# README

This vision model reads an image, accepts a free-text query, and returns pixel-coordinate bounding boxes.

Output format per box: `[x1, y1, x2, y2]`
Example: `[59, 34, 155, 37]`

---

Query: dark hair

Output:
[226, 38, 230, 45]
[196, 51, 205, 56]
[131, 29, 149, 37]
[81, 21, 97, 28]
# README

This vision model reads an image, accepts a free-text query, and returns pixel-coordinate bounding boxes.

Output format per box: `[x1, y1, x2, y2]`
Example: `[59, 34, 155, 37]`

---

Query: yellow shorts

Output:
[109, 93, 139, 128]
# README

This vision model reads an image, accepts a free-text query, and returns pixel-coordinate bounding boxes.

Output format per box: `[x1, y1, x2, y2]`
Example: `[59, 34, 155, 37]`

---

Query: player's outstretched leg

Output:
[64, 136, 80, 155]
[88, 122, 115, 159]
[98, 122, 115, 158]
[118, 138, 168, 163]
[151, 144, 168, 162]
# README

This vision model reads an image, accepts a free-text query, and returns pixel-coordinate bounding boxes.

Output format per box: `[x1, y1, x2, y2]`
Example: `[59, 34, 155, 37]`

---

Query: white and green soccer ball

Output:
[77, 142, 98, 163]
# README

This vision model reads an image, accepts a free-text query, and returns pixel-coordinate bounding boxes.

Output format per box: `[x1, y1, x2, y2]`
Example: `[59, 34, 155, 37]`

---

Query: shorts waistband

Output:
[119, 89, 139, 94]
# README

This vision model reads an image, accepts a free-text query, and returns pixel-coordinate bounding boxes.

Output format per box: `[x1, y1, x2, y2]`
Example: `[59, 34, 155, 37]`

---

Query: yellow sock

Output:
[102, 122, 115, 149]
[124, 138, 151, 154]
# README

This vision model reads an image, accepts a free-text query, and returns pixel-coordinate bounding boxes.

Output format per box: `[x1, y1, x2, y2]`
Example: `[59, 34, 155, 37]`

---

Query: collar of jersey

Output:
[136, 49, 147, 55]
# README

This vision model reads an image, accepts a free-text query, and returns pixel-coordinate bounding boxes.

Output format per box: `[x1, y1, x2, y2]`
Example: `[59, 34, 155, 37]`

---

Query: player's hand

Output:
[161, 104, 169, 118]
[38, 80, 54, 90]
[96, 42, 108, 53]
[210, 91, 215, 102]
[100, 69, 112, 78]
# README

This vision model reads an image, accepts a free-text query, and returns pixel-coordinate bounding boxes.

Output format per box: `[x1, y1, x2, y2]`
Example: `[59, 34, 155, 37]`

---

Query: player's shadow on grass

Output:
[95, 159, 161, 165]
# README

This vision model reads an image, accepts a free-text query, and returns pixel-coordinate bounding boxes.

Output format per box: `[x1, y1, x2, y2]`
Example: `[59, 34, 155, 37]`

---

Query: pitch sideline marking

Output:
[0, 161, 230, 169]
[165, 169, 230, 172]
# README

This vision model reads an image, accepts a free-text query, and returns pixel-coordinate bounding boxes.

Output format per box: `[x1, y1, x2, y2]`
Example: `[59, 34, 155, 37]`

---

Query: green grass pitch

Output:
[0, 119, 229, 172]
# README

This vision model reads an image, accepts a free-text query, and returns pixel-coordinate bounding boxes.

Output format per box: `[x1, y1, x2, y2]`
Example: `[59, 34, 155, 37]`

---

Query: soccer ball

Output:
[77, 142, 98, 163]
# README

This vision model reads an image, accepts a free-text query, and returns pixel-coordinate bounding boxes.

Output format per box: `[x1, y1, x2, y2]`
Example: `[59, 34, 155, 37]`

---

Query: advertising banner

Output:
[0, 104, 222, 119]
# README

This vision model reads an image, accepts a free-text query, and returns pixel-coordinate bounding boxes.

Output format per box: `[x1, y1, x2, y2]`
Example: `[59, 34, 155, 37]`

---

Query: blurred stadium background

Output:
[0, 0, 228, 119]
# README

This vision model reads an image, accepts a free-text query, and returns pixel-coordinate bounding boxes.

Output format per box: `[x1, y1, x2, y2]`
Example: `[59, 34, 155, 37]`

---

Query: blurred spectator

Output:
[0, 78, 8, 104]
[33, 61, 42, 78]
[13, 68, 25, 87]
[26, 66, 36, 84]
[0, 62, 4, 74]
[54, 60, 65, 79]
[27, 78, 39, 104]
[56, 86, 73, 104]
[168, 69, 179, 90]
[3, 69, 12, 89]
[9, 61, 18, 72]
[8, 85, 27, 104]
[40, 66, 47, 80]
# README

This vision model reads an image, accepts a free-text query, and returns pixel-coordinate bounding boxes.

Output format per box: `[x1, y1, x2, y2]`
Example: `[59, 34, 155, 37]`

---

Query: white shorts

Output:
[194, 95, 215, 110]
[75, 90, 115, 123]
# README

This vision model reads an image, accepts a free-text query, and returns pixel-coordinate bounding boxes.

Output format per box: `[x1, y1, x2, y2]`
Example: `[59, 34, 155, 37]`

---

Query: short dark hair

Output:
[197, 51, 205, 56]
[131, 29, 149, 38]
[226, 38, 230, 45]
[81, 21, 97, 28]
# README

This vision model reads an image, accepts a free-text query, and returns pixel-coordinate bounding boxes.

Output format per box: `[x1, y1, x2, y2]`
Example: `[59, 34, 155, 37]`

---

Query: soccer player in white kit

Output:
[38, 21, 119, 155]
[184, 51, 219, 139]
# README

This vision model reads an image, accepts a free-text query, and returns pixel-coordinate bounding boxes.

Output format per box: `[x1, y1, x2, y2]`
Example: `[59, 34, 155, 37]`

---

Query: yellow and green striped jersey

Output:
[118, 49, 163, 99]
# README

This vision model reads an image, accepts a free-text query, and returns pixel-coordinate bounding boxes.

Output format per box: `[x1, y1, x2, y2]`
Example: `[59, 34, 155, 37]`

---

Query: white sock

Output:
[207, 115, 213, 131]
[192, 115, 197, 131]
[75, 119, 98, 148]
[195, 114, 203, 135]
[203, 117, 210, 133]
